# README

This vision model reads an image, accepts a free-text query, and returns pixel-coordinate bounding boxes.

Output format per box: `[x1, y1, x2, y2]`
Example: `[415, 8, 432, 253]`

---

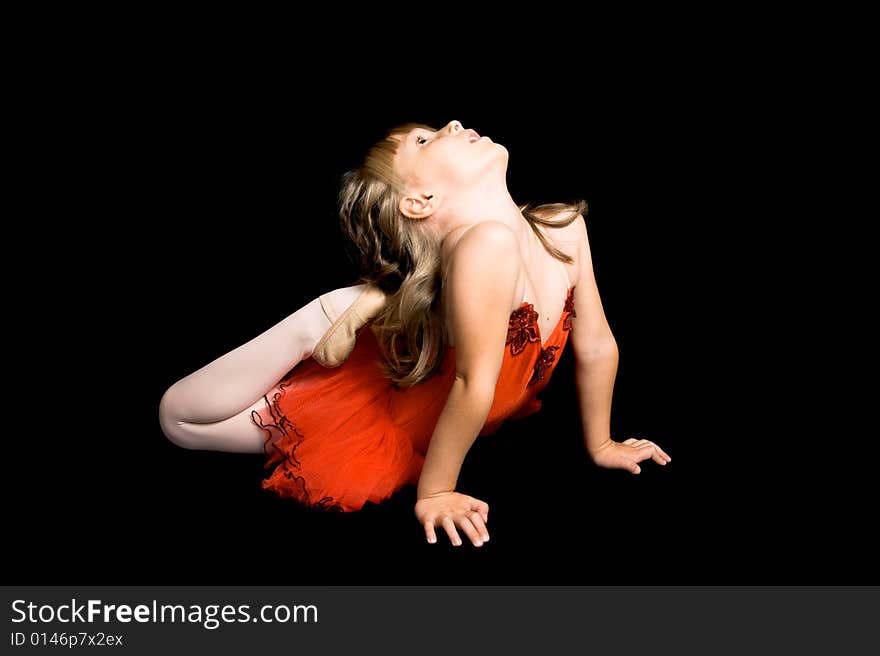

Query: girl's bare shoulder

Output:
[440, 221, 520, 277]
[439, 221, 523, 343]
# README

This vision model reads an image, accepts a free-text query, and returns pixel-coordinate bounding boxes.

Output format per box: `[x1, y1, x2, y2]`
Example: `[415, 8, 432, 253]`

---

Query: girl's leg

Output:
[159, 394, 271, 454]
[158, 284, 366, 453]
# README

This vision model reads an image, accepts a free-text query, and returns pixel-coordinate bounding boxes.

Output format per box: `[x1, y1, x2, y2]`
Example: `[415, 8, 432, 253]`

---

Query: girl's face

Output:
[393, 120, 505, 202]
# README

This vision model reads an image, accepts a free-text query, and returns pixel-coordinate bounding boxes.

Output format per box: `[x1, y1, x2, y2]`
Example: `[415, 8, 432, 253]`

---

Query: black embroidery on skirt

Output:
[251, 379, 345, 512]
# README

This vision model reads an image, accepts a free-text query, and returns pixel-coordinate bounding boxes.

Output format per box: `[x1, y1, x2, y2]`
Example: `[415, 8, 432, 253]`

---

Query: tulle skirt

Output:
[251, 325, 458, 511]
[251, 315, 553, 512]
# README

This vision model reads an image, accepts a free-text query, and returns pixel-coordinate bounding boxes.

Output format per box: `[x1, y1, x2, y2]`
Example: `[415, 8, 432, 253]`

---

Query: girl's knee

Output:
[158, 389, 266, 453]
[158, 384, 195, 449]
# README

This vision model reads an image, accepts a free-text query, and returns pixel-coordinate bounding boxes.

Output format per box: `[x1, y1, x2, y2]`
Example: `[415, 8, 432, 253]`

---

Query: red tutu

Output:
[251, 286, 576, 512]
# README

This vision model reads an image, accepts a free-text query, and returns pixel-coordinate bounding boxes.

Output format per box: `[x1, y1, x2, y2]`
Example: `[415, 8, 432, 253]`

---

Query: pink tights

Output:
[158, 284, 366, 453]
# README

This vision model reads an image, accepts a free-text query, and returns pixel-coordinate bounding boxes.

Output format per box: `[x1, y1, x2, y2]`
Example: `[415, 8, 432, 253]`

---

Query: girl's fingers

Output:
[471, 499, 489, 524]
[650, 442, 671, 462]
[638, 439, 671, 463]
[456, 516, 483, 547]
[616, 437, 671, 463]
[468, 511, 490, 542]
[632, 442, 668, 466]
[643, 444, 667, 466]
[618, 454, 641, 474]
[441, 516, 462, 546]
[424, 519, 438, 544]
[630, 445, 655, 462]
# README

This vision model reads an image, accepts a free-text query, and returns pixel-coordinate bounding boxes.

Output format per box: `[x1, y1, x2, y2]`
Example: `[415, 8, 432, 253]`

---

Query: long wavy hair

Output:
[337, 122, 588, 389]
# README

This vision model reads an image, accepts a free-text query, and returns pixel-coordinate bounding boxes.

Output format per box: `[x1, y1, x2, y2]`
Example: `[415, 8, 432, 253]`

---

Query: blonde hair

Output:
[337, 122, 587, 388]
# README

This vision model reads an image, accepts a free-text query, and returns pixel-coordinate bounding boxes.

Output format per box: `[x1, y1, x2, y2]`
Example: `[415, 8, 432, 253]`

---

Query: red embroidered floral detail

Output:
[528, 344, 560, 387]
[506, 304, 540, 356]
[562, 285, 577, 332]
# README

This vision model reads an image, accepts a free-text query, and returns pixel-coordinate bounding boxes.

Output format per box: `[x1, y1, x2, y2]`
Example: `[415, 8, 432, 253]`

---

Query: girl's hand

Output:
[415, 491, 490, 547]
[588, 437, 671, 474]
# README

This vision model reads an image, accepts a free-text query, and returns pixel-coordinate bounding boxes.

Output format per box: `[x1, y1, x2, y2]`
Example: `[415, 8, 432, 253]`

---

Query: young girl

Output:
[158, 120, 671, 547]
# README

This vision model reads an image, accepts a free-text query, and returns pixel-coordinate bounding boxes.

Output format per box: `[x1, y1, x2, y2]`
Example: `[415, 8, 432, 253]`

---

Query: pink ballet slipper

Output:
[313, 284, 387, 367]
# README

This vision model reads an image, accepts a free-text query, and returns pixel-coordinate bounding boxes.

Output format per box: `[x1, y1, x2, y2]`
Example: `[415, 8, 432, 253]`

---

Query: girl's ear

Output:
[400, 192, 439, 220]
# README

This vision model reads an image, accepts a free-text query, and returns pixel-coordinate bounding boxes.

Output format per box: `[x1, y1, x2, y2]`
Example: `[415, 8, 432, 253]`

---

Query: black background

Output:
[8, 41, 871, 586]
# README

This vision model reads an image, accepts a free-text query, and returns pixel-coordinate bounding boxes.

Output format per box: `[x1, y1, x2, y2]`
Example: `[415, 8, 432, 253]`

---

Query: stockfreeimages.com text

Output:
[11, 598, 318, 630]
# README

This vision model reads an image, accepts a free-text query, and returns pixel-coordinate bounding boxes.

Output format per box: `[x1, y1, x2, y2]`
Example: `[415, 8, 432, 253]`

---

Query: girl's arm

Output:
[575, 346, 670, 474]
[417, 377, 496, 498]
[567, 213, 618, 451]
[417, 221, 521, 498]
[574, 342, 619, 454]
[568, 214, 671, 470]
